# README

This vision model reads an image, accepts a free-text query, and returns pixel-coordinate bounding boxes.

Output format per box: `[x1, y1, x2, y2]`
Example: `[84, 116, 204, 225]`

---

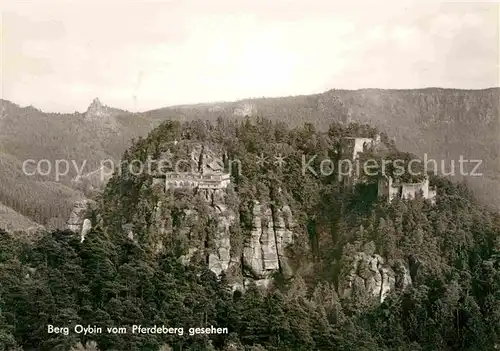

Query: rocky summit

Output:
[83, 97, 127, 130]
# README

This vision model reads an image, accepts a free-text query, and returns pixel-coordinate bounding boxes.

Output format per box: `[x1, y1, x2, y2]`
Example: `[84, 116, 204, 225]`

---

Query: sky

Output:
[1, 0, 499, 113]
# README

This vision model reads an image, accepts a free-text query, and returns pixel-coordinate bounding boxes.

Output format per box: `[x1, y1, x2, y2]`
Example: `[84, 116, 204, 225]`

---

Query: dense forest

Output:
[1, 118, 500, 350]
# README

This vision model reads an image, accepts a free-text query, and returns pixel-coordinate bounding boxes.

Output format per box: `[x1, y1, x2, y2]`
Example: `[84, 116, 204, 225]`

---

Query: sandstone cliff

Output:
[338, 251, 412, 303]
[242, 201, 294, 281]
[144, 141, 297, 290]
[84, 97, 125, 131]
[159, 194, 296, 290]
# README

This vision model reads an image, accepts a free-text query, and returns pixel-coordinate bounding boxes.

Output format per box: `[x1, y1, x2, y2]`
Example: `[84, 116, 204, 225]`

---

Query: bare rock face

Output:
[72, 165, 114, 195]
[80, 219, 92, 242]
[339, 252, 410, 303]
[233, 103, 257, 117]
[208, 203, 234, 276]
[180, 248, 199, 266]
[67, 199, 94, 233]
[380, 267, 396, 302]
[0, 202, 44, 234]
[152, 190, 296, 289]
[242, 201, 295, 280]
[156, 187, 237, 277]
[84, 98, 124, 131]
[150, 141, 297, 290]
[189, 143, 225, 173]
[243, 201, 265, 277]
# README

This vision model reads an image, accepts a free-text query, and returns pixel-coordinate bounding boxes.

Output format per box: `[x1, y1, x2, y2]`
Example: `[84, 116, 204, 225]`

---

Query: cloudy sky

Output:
[1, 0, 499, 112]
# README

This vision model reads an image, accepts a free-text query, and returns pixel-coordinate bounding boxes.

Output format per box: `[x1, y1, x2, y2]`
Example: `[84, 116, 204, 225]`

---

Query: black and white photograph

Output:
[0, 0, 499, 350]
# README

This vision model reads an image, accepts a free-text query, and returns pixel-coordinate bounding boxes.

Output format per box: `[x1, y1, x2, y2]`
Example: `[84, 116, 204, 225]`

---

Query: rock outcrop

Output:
[80, 219, 92, 242]
[149, 141, 296, 289]
[242, 201, 294, 284]
[154, 189, 241, 279]
[207, 202, 234, 276]
[67, 199, 94, 239]
[170, 196, 296, 289]
[339, 252, 411, 303]
[84, 97, 127, 131]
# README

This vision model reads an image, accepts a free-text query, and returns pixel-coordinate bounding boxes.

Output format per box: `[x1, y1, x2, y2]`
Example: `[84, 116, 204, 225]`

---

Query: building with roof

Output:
[154, 171, 231, 190]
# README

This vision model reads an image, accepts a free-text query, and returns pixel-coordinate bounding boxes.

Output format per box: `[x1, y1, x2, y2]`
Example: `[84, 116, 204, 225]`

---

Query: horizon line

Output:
[2, 86, 499, 115]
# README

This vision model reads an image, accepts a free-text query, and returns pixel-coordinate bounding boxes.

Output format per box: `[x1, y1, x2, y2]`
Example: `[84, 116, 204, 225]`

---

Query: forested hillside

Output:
[1, 118, 500, 350]
[0, 99, 162, 228]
